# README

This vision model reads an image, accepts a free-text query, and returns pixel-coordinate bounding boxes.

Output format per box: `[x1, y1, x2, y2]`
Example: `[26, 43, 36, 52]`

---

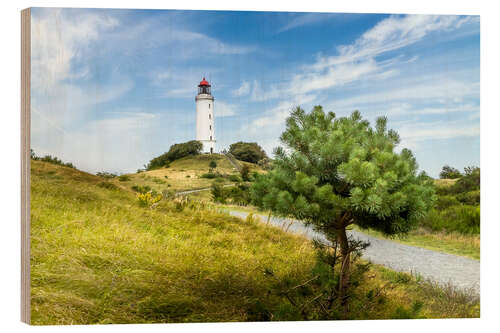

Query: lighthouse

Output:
[195, 78, 216, 154]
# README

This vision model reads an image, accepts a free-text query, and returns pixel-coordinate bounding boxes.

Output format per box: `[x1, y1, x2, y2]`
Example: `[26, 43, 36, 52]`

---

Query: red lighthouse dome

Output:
[199, 77, 211, 87]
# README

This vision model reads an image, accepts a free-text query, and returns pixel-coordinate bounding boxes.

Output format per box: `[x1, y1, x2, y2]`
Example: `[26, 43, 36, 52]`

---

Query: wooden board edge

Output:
[21, 7, 31, 325]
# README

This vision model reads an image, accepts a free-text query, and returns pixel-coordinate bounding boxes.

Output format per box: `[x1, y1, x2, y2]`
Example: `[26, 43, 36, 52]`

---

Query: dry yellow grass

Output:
[434, 178, 459, 187]
[111, 154, 262, 193]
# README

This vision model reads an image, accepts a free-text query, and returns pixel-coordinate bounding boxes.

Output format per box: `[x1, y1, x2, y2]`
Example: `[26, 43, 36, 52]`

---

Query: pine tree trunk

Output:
[337, 226, 350, 318]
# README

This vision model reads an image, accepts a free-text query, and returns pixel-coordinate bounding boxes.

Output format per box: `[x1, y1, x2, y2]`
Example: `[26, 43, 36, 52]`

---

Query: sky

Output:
[30, 8, 480, 177]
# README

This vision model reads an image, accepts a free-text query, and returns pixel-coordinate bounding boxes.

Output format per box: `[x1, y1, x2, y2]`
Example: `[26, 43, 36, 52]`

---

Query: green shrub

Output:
[118, 174, 131, 182]
[146, 140, 203, 170]
[420, 205, 480, 234]
[131, 185, 152, 193]
[452, 167, 480, 193]
[96, 171, 117, 179]
[229, 141, 268, 164]
[435, 195, 460, 210]
[97, 182, 118, 190]
[240, 165, 250, 181]
[439, 165, 462, 179]
[456, 190, 480, 206]
[209, 160, 217, 172]
[31, 150, 76, 169]
[228, 184, 251, 206]
[228, 174, 241, 182]
[211, 183, 228, 203]
[200, 173, 216, 179]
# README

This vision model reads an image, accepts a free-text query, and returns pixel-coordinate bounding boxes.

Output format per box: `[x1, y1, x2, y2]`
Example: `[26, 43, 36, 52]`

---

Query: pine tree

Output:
[251, 106, 436, 316]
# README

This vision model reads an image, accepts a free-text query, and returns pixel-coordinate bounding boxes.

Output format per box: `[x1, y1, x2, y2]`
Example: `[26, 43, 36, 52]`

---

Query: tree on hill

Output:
[229, 141, 268, 164]
[209, 160, 217, 173]
[146, 140, 203, 170]
[439, 165, 462, 179]
[250, 106, 435, 316]
[454, 166, 480, 193]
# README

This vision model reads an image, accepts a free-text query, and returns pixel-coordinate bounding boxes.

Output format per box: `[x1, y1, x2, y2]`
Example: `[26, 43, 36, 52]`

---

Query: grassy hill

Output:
[30, 160, 317, 324]
[30, 160, 479, 324]
[111, 154, 262, 194]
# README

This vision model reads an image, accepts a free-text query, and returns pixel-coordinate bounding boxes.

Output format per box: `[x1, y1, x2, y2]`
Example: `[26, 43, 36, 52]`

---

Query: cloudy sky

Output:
[31, 8, 480, 177]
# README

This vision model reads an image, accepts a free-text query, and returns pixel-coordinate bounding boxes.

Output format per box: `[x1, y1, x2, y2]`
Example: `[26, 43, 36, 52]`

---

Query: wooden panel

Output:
[21, 7, 31, 325]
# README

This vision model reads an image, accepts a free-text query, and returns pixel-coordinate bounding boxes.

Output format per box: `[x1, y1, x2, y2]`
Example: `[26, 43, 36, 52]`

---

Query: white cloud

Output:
[232, 81, 251, 97]
[396, 120, 480, 152]
[311, 15, 477, 71]
[244, 14, 479, 156]
[31, 9, 119, 91]
[329, 75, 479, 111]
[216, 101, 236, 117]
[278, 13, 337, 33]
[249, 15, 476, 107]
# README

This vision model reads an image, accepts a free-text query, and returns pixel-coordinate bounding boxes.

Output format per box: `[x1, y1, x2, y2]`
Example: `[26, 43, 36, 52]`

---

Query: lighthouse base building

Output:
[195, 78, 216, 154]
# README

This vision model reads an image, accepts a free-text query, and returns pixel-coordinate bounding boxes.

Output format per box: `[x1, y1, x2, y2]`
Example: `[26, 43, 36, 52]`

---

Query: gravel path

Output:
[229, 210, 480, 294]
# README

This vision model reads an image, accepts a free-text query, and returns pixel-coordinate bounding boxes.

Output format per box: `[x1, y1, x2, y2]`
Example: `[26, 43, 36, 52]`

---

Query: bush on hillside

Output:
[200, 173, 217, 179]
[435, 195, 461, 210]
[240, 164, 251, 181]
[420, 205, 480, 234]
[228, 183, 251, 206]
[229, 141, 268, 164]
[439, 165, 462, 179]
[97, 182, 118, 190]
[118, 174, 131, 181]
[228, 174, 241, 182]
[146, 140, 203, 170]
[211, 183, 228, 203]
[456, 190, 480, 205]
[96, 171, 117, 179]
[31, 150, 76, 169]
[257, 157, 273, 170]
[209, 160, 217, 172]
[131, 185, 152, 193]
[453, 167, 480, 193]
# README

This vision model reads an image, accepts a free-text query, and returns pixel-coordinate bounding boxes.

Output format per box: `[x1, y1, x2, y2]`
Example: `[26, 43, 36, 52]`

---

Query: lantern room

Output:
[198, 78, 211, 95]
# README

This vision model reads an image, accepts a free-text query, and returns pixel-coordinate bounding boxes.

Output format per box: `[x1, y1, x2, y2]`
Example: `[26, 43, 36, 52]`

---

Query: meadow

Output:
[30, 159, 479, 324]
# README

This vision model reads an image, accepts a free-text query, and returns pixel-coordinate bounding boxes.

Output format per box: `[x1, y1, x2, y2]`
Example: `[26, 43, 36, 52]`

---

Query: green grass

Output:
[367, 265, 479, 319]
[31, 160, 316, 324]
[30, 160, 478, 324]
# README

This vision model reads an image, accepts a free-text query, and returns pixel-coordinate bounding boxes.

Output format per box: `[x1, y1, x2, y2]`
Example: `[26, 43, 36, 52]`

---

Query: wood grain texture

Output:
[21, 7, 31, 325]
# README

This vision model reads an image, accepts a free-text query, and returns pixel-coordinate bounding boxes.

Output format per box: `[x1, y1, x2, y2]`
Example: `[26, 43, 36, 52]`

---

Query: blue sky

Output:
[31, 8, 480, 177]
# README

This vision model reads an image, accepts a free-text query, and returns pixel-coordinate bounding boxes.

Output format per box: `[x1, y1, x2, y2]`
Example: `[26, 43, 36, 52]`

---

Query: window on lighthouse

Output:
[209, 125, 212, 130]
[209, 114, 211, 119]
[209, 104, 211, 109]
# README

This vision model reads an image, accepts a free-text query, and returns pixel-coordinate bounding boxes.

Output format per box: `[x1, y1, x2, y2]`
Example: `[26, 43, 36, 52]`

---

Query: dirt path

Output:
[228, 210, 480, 294]
[176, 184, 234, 196]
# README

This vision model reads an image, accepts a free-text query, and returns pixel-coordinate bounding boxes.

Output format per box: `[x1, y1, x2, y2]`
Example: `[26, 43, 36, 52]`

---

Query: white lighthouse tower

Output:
[195, 78, 216, 153]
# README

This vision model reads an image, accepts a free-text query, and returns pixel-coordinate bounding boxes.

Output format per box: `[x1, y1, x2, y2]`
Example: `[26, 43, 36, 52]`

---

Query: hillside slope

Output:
[30, 160, 314, 324]
[112, 154, 262, 193]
